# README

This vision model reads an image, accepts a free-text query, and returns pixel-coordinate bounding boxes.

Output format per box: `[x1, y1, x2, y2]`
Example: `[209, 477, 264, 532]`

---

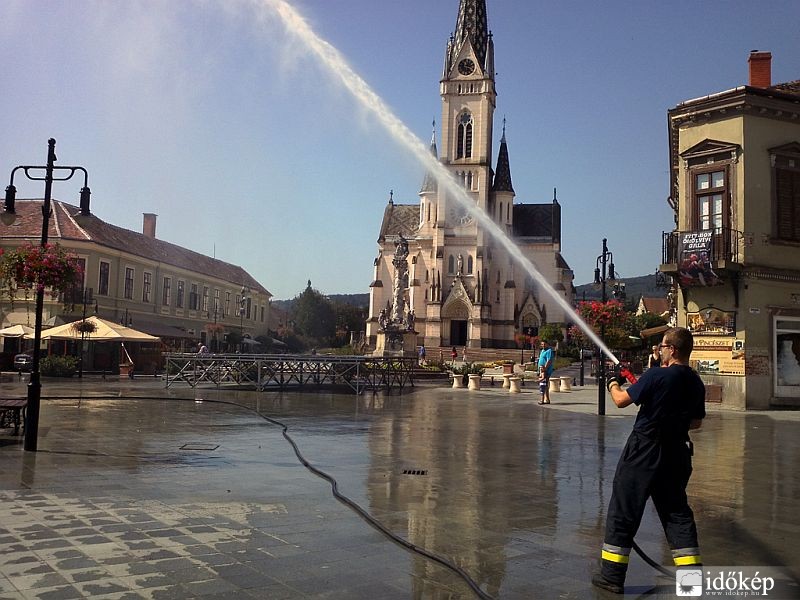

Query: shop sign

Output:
[687, 307, 736, 336]
[692, 337, 745, 376]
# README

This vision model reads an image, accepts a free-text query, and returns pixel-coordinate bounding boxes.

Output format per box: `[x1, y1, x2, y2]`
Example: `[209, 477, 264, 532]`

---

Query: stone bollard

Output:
[560, 376, 572, 392]
[548, 377, 561, 394]
[502, 373, 513, 389]
[452, 374, 464, 389]
[468, 374, 481, 391]
[509, 376, 522, 393]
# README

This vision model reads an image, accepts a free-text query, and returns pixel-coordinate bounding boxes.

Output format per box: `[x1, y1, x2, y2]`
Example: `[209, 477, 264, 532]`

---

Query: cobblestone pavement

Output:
[0, 374, 798, 599]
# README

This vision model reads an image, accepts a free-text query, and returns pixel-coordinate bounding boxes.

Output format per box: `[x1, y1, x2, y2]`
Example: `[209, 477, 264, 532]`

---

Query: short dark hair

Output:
[663, 327, 693, 359]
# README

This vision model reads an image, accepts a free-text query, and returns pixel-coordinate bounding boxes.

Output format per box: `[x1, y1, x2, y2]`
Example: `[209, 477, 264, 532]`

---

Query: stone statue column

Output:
[390, 234, 410, 324]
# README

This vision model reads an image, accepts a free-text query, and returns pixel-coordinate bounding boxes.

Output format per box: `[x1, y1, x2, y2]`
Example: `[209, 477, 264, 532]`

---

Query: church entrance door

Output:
[450, 320, 468, 347]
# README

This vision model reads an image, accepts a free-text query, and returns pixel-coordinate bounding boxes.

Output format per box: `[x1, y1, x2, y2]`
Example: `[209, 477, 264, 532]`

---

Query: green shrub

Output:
[40, 355, 78, 377]
[423, 360, 447, 372]
[452, 362, 485, 376]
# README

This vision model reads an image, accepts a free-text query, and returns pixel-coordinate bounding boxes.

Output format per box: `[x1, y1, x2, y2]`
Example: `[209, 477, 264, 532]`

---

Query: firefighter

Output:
[592, 327, 705, 594]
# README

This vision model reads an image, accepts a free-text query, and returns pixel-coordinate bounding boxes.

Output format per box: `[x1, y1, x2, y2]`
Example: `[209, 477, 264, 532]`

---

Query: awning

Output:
[640, 324, 670, 339]
[130, 318, 195, 340]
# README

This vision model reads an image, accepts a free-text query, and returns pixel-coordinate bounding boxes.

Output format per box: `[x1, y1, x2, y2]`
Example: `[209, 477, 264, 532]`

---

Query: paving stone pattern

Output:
[0, 376, 797, 598]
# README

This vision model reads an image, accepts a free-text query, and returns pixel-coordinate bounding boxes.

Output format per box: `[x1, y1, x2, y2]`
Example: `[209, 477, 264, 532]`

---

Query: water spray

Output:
[261, 0, 620, 365]
[255, 2, 678, 589]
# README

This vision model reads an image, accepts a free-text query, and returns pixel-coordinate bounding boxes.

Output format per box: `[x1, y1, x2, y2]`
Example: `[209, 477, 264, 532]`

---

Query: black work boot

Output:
[592, 573, 624, 594]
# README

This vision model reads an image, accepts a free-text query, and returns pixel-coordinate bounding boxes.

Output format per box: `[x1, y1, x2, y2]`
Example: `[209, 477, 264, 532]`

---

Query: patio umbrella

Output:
[0, 324, 35, 338]
[35, 316, 160, 342]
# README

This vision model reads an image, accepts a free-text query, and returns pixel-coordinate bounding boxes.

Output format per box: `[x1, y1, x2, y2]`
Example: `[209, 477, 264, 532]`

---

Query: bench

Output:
[0, 397, 28, 435]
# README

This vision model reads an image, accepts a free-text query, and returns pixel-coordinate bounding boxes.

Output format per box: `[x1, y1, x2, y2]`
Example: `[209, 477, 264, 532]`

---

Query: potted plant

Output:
[499, 360, 515, 375]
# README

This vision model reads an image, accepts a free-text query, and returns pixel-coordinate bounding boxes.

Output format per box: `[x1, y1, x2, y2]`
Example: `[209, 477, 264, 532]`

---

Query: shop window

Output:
[775, 316, 800, 397]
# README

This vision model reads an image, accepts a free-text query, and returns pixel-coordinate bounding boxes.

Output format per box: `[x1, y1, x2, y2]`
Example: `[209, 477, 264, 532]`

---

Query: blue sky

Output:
[2, 0, 799, 300]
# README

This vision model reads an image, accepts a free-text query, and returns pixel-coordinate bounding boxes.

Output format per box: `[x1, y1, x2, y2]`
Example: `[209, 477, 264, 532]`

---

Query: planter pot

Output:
[502, 364, 514, 375]
[452, 374, 464, 389]
[468, 374, 481, 390]
[119, 364, 134, 379]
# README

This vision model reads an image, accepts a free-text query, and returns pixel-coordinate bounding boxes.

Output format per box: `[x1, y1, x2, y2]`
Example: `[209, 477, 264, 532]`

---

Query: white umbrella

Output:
[0, 324, 35, 338]
[35, 316, 160, 342]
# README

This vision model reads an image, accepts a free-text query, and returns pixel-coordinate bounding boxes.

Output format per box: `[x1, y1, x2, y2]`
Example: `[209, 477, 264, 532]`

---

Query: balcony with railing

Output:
[660, 228, 744, 274]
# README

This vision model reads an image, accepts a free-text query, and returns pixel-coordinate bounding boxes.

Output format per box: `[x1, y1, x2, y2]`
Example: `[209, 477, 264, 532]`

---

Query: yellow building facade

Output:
[660, 52, 800, 409]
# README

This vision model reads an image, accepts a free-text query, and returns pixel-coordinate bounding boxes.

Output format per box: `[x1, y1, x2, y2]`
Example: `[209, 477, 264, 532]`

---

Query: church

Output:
[366, 0, 575, 350]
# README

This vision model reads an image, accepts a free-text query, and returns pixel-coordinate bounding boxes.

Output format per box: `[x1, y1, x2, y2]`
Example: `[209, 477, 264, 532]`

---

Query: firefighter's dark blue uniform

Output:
[600, 364, 706, 585]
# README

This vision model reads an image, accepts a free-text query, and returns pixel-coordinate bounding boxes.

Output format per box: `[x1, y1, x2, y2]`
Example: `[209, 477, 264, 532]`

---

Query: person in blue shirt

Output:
[537, 340, 554, 404]
[592, 327, 705, 594]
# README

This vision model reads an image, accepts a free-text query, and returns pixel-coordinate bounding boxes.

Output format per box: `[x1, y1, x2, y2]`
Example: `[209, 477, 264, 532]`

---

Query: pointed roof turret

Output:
[492, 118, 514, 193]
[451, 0, 489, 71]
[420, 121, 439, 193]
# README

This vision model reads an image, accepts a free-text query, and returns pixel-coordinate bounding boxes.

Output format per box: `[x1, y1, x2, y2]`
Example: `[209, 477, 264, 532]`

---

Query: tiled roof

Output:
[513, 203, 560, 242]
[378, 203, 419, 240]
[452, 0, 489, 71]
[492, 134, 514, 193]
[3, 200, 270, 296]
[640, 297, 670, 315]
[769, 79, 800, 97]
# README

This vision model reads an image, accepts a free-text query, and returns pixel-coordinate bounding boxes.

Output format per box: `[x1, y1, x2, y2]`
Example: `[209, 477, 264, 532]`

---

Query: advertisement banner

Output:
[678, 231, 723, 287]
[692, 337, 745, 376]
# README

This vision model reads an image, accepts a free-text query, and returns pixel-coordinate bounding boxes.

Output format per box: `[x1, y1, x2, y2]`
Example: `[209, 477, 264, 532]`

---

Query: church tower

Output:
[366, 0, 574, 351]
[439, 0, 495, 228]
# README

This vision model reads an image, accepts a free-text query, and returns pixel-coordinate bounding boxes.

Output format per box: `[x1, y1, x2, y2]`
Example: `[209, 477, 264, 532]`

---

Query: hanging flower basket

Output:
[205, 323, 225, 336]
[70, 319, 98, 335]
[0, 243, 83, 303]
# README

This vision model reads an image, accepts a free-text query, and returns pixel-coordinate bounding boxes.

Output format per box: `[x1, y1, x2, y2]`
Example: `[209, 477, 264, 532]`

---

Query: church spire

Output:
[420, 120, 439, 193]
[451, 0, 489, 70]
[492, 118, 514, 193]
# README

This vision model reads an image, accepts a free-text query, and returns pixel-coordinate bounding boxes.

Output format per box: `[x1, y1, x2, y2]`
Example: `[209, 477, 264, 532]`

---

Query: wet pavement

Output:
[0, 372, 798, 599]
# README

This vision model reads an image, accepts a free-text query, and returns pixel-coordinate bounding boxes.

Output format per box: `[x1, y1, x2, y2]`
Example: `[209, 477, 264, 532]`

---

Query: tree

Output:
[332, 300, 367, 346]
[538, 323, 564, 345]
[292, 280, 336, 344]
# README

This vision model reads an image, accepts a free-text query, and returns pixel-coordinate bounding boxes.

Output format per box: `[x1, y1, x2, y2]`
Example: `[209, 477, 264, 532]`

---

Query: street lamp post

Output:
[2, 138, 91, 452]
[593, 238, 616, 417]
[239, 285, 250, 352]
[208, 301, 219, 352]
[75, 288, 93, 379]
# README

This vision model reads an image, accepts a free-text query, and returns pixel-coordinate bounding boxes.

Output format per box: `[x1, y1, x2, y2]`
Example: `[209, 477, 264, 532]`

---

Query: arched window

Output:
[467, 172, 473, 189]
[498, 202, 503, 221]
[448, 255, 455, 274]
[467, 256, 474, 274]
[456, 112, 473, 159]
[426, 203, 431, 222]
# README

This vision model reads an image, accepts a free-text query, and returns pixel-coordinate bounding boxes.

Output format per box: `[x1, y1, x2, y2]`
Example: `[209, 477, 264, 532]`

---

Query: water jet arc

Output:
[264, 0, 619, 364]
